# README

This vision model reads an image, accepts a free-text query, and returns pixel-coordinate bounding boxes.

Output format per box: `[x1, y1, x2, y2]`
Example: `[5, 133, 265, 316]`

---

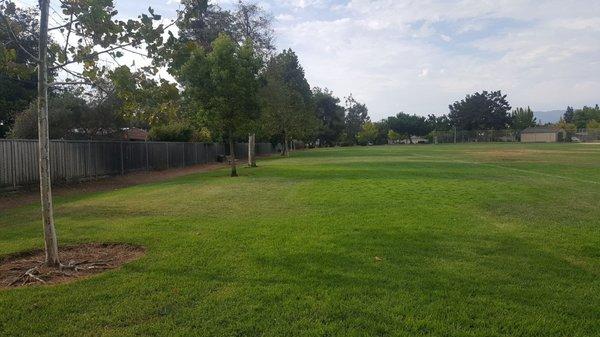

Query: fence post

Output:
[120, 141, 124, 175]
[87, 141, 92, 180]
[166, 143, 169, 169]
[145, 141, 149, 171]
[11, 140, 17, 189]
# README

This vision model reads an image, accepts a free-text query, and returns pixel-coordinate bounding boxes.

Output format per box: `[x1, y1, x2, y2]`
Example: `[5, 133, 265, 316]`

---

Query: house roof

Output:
[122, 127, 148, 141]
[521, 127, 560, 134]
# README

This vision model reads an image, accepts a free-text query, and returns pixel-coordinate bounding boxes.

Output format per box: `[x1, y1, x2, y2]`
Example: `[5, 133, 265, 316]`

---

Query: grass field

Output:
[1, 143, 599, 337]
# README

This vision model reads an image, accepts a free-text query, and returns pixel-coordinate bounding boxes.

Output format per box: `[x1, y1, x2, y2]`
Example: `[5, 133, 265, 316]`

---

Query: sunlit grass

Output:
[1, 143, 599, 336]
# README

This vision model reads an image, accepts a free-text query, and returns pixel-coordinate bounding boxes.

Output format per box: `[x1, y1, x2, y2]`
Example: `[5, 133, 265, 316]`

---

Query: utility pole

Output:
[37, 0, 60, 266]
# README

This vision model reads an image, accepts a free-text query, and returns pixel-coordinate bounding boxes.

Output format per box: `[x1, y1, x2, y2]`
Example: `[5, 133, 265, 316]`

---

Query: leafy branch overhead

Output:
[47, 0, 169, 80]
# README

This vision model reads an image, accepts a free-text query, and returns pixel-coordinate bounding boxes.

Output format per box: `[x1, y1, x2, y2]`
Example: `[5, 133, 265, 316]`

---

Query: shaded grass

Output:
[0, 143, 599, 336]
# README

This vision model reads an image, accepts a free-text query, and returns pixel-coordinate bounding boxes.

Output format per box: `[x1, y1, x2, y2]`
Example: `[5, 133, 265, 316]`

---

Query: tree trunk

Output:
[282, 132, 289, 157]
[37, 0, 60, 267]
[248, 133, 257, 167]
[229, 135, 238, 177]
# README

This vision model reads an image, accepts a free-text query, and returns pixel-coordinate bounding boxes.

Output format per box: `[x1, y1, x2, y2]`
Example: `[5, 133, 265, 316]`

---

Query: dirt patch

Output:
[0, 243, 145, 289]
[0, 162, 227, 211]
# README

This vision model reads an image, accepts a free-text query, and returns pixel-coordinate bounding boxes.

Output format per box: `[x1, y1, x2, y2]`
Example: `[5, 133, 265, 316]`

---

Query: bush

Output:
[191, 127, 212, 142]
[149, 123, 195, 142]
[9, 93, 88, 139]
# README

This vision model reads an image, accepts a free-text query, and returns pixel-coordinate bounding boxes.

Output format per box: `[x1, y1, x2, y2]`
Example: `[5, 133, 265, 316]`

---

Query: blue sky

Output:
[24, 0, 600, 120]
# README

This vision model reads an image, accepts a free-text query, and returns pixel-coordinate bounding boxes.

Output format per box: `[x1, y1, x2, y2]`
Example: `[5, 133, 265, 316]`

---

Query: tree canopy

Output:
[449, 91, 511, 130]
[344, 94, 370, 145]
[313, 87, 345, 146]
[259, 48, 316, 154]
[179, 34, 261, 175]
[511, 107, 537, 131]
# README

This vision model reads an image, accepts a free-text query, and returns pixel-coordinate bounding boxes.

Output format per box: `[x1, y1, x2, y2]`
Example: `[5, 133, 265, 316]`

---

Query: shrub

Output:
[149, 123, 194, 142]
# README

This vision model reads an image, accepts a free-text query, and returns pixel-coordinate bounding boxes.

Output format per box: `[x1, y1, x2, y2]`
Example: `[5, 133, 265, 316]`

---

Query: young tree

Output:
[180, 35, 261, 176]
[260, 49, 316, 156]
[4, 0, 165, 266]
[313, 87, 345, 146]
[511, 107, 537, 131]
[356, 122, 378, 145]
[344, 94, 369, 145]
[387, 129, 400, 144]
[448, 91, 511, 130]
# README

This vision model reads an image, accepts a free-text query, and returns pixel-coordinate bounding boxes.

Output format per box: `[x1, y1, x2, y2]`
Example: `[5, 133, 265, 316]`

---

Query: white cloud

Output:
[276, 14, 295, 22]
[276, 0, 600, 119]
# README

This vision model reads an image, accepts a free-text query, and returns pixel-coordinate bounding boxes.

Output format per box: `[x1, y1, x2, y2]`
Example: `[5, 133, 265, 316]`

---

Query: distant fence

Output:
[0, 139, 273, 188]
[575, 129, 600, 142]
[431, 130, 518, 143]
[430, 129, 600, 143]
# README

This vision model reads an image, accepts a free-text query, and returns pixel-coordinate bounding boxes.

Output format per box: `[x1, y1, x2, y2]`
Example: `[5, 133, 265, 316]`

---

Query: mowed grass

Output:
[1, 143, 599, 337]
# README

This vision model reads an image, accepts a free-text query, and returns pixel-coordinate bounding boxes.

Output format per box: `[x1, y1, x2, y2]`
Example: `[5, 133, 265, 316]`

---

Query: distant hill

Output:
[534, 110, 564, 124]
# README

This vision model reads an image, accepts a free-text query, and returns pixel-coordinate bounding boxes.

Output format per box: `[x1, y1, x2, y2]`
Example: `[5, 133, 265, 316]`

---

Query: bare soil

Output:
[0, 162, 227, 211]
[0, 243, 145, 289]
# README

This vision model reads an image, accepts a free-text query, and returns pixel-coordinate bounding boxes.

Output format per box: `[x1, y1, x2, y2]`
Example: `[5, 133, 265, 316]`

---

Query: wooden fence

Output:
[0, 139, 273, 188]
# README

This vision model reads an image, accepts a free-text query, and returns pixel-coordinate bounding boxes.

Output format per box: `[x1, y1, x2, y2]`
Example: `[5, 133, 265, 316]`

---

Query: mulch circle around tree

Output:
[0, 243, 145, 289]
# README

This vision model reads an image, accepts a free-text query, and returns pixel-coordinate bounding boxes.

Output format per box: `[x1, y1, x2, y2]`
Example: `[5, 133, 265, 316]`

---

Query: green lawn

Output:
[1, 143, 599, 337]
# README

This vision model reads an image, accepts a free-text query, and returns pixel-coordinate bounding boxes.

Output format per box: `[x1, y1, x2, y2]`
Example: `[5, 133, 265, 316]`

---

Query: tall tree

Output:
[176, 0, 234, 51]
[448, 91, 511, 130]
[344, 94, 369, 145]
[260, 49, 316, 156]
[180, 34, 261, 176]
[313, 87, 345, 146]
[233, 1, 275, 60]
[563, 106, 574, 123]
[161, 0, 274, 74]
[511, 107, 537, 131]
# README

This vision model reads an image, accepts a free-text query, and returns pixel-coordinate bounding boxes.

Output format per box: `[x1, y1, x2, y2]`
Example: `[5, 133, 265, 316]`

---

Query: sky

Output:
[18, 0, 600, 121]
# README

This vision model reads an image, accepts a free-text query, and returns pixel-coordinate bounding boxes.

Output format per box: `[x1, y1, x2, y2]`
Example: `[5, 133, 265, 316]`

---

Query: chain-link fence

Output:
[430, 130, 518, 144]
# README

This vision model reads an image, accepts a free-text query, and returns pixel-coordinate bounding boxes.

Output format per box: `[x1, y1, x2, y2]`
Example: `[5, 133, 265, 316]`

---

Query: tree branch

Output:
[62, 14, 74, 58]
[49, 18, 79, 31]
[60, 67, 112, 95]
[50, 42, 135, 70]
[50, 81, 92, 86]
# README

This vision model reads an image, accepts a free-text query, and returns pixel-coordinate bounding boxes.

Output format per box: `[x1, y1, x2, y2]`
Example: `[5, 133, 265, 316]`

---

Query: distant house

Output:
[520, 127, 565, 143]
[400, 136, 429, 144]
[122, 128, 148, 141]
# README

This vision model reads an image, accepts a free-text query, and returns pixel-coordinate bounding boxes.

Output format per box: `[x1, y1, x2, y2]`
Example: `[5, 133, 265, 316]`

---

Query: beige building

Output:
[520, 127, 564, 143]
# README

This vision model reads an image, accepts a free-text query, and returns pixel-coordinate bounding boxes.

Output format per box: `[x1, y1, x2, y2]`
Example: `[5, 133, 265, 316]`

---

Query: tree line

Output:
[2, 1, 598, 153]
